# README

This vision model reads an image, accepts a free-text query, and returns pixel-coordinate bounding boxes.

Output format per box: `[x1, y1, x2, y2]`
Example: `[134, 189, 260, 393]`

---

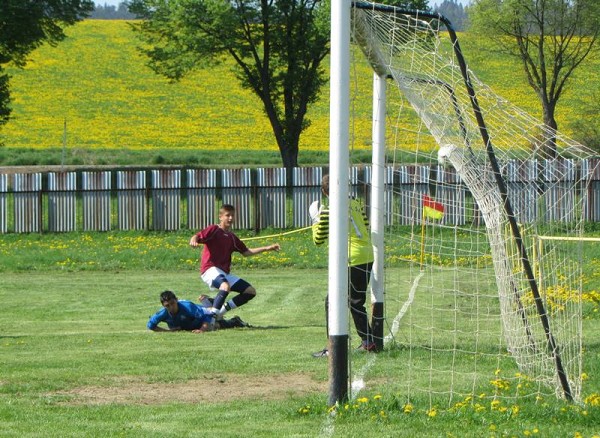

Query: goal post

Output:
[325, 0, 598, 405]
[370, 71, 387, 352]
[328, 0, 351, 406]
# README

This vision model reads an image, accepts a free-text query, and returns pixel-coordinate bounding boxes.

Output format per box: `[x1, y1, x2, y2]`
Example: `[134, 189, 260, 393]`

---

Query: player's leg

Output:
[312, 294, 330, 358]
[228, 279, 255, 309]
[208, 274, 255, 316]
[349, 262, 376, 351]
[200, 267, 231, 316]
[217, 315, 250, 329]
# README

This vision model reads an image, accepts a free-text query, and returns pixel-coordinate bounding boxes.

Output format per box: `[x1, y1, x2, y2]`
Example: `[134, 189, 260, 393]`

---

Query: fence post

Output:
[543, 159, 576, 223]
[0, 174, 7, 234]
[187, 169, 217, 230]
[256, 167, 287, 229]
[506, 159, 538, 224]
[82, 171, 112, 231]
[292, 167, 323, 228]
[14, 173, 42, 233]
[117, 170, 147, 231]
[222, 168, 252, 229]
[436, 163, 464, 226]
[48, 172, 77, 232]
[396, 164, 428, 226]
[152, 169, 181, 231]
[583, 158, 600, 222]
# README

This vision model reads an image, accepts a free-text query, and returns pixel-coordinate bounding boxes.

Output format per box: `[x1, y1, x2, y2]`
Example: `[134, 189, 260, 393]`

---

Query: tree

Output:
[434, 0, 467, 31]
[469, 0, 600, 157]
[129, 0, 331, 170]
[129, 0, 438, 169]
[383, 0, 430, 9]
[0, 0, 94, 131]
[90, 2, 138, 19]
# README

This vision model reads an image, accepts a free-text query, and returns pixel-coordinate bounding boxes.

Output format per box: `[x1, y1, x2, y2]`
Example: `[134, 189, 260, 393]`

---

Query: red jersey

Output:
[195, 225, 249, 274]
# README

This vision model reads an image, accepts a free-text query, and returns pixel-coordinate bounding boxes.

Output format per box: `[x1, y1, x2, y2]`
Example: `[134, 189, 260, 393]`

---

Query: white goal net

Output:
[350, 1, 597, 405]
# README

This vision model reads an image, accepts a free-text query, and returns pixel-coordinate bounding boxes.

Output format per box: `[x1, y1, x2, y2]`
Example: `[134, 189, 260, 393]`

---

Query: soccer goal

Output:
[327, 1, 598, 406]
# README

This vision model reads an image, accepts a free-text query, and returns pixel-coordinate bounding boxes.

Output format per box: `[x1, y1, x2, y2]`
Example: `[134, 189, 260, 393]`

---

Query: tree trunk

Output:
[541, 102, 558, 159]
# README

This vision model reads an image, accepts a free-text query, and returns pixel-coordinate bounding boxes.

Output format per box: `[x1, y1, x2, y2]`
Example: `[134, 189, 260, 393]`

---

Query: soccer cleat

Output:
[357, 340, 378, 352]
[230, 316, 250, 328]
[312, 348, 329, 358]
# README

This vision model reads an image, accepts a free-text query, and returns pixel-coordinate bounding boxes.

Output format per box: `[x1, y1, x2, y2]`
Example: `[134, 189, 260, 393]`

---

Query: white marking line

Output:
[319, 271, 423, 437]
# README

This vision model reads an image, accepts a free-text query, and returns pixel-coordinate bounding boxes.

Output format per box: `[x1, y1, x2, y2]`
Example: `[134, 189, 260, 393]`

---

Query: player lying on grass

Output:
[189, 203, 280, 319]
[147, 290, 248, 333]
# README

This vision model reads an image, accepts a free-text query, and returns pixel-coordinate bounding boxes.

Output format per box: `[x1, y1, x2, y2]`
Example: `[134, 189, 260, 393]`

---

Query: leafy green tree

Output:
[0, 0, 94, 130]
[129, 0, 435, 169]
[385, 0, 429, 9]
[130, 0, 330, 170]
[469, 0, 600, 157]
[434, 0, 467, 30]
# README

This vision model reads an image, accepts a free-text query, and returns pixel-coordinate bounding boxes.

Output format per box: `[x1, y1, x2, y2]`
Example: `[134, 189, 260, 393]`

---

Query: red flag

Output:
[423, 195, 444, 219]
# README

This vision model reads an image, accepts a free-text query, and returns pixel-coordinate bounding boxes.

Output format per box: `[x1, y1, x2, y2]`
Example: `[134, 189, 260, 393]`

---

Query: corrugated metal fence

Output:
[1, 160, 599, 234]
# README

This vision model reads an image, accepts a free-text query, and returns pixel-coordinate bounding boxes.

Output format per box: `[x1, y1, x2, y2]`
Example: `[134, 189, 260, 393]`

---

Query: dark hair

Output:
[220, 204, 235, 213]
[321, 174, 329, 196]
[160, 290, 177, 303]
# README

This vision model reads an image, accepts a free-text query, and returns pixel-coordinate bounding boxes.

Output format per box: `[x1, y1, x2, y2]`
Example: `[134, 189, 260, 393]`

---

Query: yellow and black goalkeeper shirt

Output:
[312, 197, 373, 267]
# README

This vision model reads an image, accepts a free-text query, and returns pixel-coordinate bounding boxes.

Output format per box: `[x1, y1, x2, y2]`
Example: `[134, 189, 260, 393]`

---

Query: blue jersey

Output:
[147, 300, 213, 331]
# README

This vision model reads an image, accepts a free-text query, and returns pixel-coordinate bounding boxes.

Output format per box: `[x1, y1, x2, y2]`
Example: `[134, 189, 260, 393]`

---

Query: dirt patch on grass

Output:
[51, 373, 327, 405]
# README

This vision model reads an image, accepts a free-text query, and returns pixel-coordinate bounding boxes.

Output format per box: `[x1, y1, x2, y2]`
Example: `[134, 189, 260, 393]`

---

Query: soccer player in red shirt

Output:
[189, 204, 280, 318]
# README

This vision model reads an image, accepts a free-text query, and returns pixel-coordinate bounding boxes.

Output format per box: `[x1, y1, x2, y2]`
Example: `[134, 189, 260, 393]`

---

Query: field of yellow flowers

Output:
[1, 20, 598, 156]
[0, 20, 374, 153]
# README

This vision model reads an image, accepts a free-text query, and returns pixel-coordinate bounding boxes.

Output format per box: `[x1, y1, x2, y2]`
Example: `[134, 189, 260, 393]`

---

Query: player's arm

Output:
[189, 234, 201, 247]
[242, 243, 280, 257]
[150, 326, 180, 332]
[147, 310, 165, 331]
[312, 208, 329, 245]
[147, 309, 181, 332]
[191, 321, 212, 333]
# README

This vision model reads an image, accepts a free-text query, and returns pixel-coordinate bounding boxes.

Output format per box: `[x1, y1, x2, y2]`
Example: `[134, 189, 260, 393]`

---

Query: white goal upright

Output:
[326, 1, 597, 406]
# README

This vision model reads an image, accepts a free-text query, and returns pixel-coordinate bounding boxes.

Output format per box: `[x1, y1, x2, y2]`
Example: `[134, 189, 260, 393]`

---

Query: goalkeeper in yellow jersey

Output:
[309, 174, 377, 357]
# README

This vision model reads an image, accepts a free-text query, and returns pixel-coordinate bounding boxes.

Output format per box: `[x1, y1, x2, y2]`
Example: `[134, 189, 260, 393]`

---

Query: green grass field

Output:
[1, 229, 600, 437]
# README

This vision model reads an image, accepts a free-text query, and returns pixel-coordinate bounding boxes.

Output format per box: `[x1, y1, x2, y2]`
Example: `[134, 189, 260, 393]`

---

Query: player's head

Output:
[219, 204, 236, 229]
[321, 174, 329, 197]
[160, 290, 178, 314]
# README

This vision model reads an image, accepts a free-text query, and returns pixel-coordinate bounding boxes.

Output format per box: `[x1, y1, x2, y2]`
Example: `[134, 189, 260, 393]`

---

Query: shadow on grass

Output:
[243, 325, 293, 330]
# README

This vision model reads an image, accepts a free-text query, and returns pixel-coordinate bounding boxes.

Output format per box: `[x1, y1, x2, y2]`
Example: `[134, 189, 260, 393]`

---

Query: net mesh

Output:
[350, 1, 597, 404]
